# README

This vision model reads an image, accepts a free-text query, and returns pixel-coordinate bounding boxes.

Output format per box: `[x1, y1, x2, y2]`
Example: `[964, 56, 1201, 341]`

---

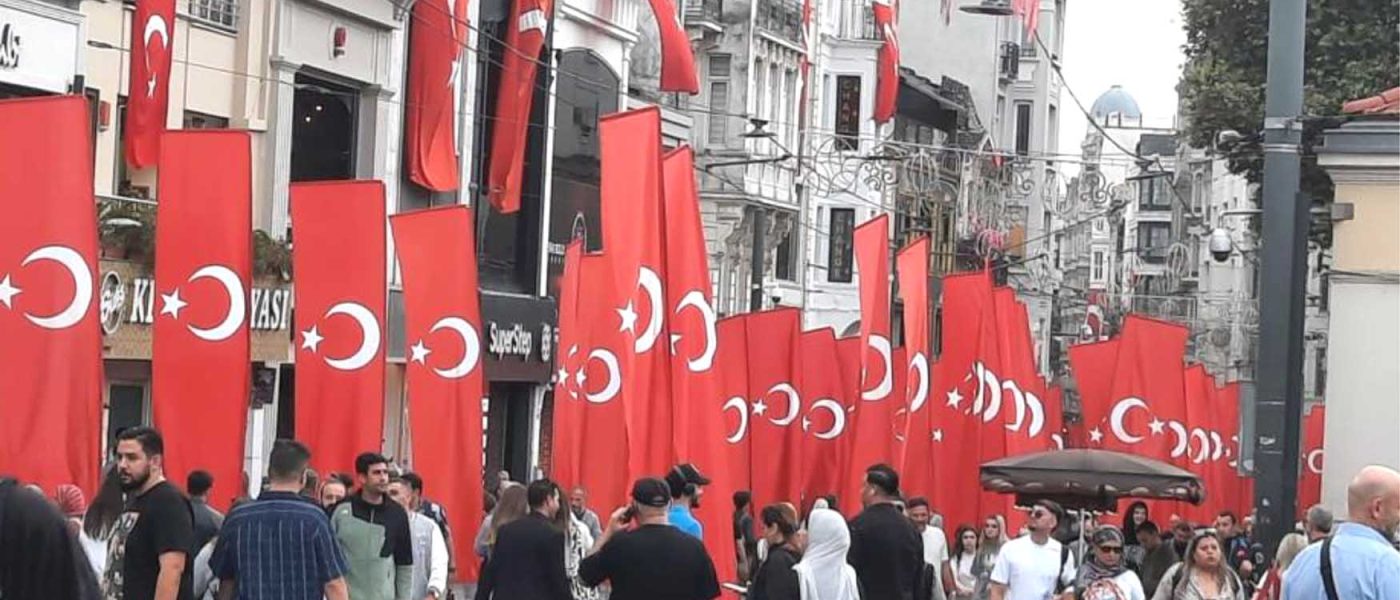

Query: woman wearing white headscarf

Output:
[793, 508, 861, 600]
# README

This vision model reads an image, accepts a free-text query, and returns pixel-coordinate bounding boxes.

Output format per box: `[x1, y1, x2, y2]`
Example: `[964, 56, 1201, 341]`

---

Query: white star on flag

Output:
[1089, 427, 1104, 443]
[0, 275, 18, 309]
[1148, 417, 1166, 435]
[410, 341, 431, 364]
[752, 400, 768, 416]
[932, 429, 944, 442]
[575, 368, 587, 388]
[617, 301, 638, 334]
[160, 289, 188, 319]
[300, 326, 325, 353]
[946, 389, 964, 409]
[556, 367, 569, 384]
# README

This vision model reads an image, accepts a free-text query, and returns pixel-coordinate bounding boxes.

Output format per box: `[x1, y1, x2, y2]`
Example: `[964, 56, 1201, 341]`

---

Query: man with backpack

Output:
[988, 500, 1076, 600]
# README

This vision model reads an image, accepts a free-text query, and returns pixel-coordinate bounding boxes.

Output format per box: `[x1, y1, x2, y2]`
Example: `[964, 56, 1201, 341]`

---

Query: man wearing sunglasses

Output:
[989, 500, 1076, 600]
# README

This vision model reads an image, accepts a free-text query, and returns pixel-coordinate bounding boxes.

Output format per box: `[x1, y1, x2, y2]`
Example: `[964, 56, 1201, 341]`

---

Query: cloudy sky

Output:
[1055, 0, 1187, 159]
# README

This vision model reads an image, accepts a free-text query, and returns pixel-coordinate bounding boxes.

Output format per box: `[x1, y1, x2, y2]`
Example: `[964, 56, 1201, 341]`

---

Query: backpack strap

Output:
[1054, 541, 1071, 594]
[1320, 535, 1340, 600]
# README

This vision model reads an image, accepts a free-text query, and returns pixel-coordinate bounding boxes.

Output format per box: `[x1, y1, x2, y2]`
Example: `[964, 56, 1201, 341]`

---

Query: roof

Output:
[1091, 85, 1142, 120]
[1342, 87, 1400, 115]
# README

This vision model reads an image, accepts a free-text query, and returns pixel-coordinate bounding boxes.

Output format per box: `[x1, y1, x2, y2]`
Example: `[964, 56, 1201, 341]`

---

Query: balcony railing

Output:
[684, 0, 722, 25]
[757, 0, 802, 42]
[188, 0, 237, 30]
[836, 2, 880, 40]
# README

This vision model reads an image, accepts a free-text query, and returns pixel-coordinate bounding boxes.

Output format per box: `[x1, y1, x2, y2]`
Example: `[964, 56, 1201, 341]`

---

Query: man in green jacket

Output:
[331, 453, 413, 600]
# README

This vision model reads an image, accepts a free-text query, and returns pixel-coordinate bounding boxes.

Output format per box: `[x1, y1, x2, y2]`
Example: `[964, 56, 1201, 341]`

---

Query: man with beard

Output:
[104, 426, 196, 600]
[665, 464, 711, 541]
[1283, 465, 1400, 600]
[330, 453, 413, 600]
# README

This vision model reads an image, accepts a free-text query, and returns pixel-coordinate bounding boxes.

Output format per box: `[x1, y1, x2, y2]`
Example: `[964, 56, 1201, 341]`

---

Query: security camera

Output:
[1208, 228, 1234, 263]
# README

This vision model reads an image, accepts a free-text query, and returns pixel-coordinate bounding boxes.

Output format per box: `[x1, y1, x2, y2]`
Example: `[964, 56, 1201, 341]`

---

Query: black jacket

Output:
[848, 502, 924, 600]
[474, 512, 570, 600]
[750, 545, 801, 600]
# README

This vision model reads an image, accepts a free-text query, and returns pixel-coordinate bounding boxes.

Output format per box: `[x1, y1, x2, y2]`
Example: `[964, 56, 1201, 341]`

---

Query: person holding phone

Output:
[579, 478, 721, 600]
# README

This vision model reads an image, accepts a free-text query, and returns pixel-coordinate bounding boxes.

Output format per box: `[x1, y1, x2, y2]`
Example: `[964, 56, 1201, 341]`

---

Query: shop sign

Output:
[100, 270, 292, 335]
[0, 3, 81, 93]
[479, 292, 558, 383]
[0, 22, 19, 70]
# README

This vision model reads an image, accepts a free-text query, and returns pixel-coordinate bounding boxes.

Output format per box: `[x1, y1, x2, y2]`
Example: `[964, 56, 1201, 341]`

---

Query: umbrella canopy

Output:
[981, 449, 1204, 505]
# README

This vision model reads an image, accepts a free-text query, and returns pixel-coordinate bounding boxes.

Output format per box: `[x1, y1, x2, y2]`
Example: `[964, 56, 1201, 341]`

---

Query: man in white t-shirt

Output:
[989, 499, 1076, 600]
[908, 497, 950, 600]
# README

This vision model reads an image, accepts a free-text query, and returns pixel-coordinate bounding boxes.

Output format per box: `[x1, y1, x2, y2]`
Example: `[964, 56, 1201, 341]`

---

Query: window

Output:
[188, 0, 238, 30]
[834, 76, 861, 151]
[290, 73, 357, 182]
[775, 227, 796, 281]
[1014, 103, 1032, 156]
[1314, 346, 1327, 398]
[707, 54, 731, 144]
[183, 111, 229, 129]
[1138, 222, 1172, 263]
[1139, 176, 1172, 210]
[828, 208, 855, 282]
[1090, 248, 1107, 285]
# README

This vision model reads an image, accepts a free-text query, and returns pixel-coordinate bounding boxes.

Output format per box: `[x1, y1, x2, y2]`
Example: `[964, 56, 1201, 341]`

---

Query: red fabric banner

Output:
[600, 107, 675, 480]
[390, 205, 486, 582]
[292, 181, 387, 476]
[485, 0, 552, 212]
[0, 97, 102, 496]
[643, 0, 699, 93]
[1215, 382, 1252, 519]
[152, 131, 251, 511]
[1298, 405, 1324, 519]
[745, 308, 805, 511]
[125, 0, 177, 168]
[834, 335, 863, 510]
[1067, 338, 1120, 446]
[848, 215, 899, 499]
[552, 245, 630, 516]
[871, 0, 899, 123]
[896, 238, 931, 492]
[715, 314, 753, 512]
[991, 290, 1052, 456]
[1183, 365, 1220, 524]
[800, 329, 854, 507]
[406, 0, 468, 192]
[1083, 315, 1189, 459]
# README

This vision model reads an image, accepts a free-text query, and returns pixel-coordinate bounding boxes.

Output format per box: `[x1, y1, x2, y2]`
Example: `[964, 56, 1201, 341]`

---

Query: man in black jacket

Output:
[848, 463, 925, 600]
[474, 478, 570, 600]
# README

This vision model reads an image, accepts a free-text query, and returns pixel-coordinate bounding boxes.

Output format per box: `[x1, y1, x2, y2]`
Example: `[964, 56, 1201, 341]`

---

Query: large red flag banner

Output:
[1085, 315, 1189, 459]
[406, 0, 468, 191]
[1067, 338, 1120, 446]
[391, 205, 486, 581]
[486, 0, 553, 212]
[1298, 405, 1324, 519]
[643, 0, 699, 93]
[896, 237, 932, 494]
[152, 131, 252, 511]
[871, 0, 899, 123]
[847, 215, 898, 503]
[293, 181, 387, 475]
[551, 246, 630, 515]
[715, 314, 753, 511]
[0, 97, 102, 495]
[743, 309, 805, 512]
[600, 107, 675, 480]
[125, 0, 177, 168]
[800, 328, 854, 507]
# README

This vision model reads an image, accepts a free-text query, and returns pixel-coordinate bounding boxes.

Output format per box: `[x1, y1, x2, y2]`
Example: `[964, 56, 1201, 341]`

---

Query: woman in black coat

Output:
[749, 503, 803, 600]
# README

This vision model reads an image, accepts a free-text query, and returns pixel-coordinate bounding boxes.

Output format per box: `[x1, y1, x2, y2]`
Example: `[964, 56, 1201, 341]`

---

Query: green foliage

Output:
[1178, 0, 1400, 199]
[98, 198, 292, 280]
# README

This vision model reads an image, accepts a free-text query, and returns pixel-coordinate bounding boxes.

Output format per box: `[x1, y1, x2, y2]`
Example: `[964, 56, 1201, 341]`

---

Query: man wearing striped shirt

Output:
[210, 439, 350, 600]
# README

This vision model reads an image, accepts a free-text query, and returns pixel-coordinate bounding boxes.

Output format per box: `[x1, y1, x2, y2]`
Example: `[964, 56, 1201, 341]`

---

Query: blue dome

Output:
[1090, 85, 1142, 121]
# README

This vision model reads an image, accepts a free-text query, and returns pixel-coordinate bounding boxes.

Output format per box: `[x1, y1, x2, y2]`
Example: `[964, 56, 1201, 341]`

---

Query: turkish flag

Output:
[0, 97, 102, 496]
[152, 131, 251, 511]
[896, 238, 932, 494]
[406, 0, 468, 191]
[486, 0, 552, 212]
[125, 0, 176, 168]
[872, 0, 899, 123]
[1067, 338, 1120, 446]
[663, 145, 719, 461]
[390, 205, 486, 582]
[1298, 405, 1324, 519]
[847, 215, 899, 499]
[1215, 381, 1253, 518]
[551, 245, 631, 516]
[600, 107, 675, 480]
[834, 334, 863, 509]
[1046, 385, 1067, 449]
[1097, 315, 1189, 459]
[800, 329, 854, 506]
[1182, 365, 1221, 524]
[292, 181, 386, 476]
[715, 314, 753, 506]
[643, 0, 699, 93]
[745, 308, 805, 511]
[991, 290, 1052, 456]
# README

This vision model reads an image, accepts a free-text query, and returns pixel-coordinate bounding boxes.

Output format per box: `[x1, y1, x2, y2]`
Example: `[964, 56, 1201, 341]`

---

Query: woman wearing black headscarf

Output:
[1121, 501, 1150, 570]
[0, 478, 101, 599]
[1075, 526, 1147, 600]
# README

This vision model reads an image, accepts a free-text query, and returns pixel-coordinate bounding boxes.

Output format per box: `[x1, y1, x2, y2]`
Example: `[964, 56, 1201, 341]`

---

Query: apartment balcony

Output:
[756, 0, 802, 43]
[684, 0, 723, 31]
[834, 2, 880, 41]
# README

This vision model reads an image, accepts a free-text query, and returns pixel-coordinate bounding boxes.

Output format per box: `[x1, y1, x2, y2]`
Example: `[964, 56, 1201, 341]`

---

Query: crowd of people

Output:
[1, 427, 1397, 600]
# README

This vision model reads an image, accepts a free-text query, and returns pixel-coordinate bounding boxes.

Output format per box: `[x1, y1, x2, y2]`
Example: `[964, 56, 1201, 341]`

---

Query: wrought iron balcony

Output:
[684, 0, 723, 26]
[757, 0, 803, 42]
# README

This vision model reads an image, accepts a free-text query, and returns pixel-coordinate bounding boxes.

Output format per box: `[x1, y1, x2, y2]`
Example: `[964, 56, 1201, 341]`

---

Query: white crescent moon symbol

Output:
[1108, 397, 1149, 444]
[1167, 420, 1189, 458]
[809, 398, 846, 440]
[675, 290, 717, 372]
[1209, 431, 1224, 462]
[21, 245, 93, 330]
[429, 316, 481, 379]
[970, 363, 987, 415]
[861, 335, 893, 401]
[1306, 449, 1323, 474]
[907, 352, 929, 413]
[584, 348, 621, 404]
[633, 267, 665, 353]
[323, 302, 381, 371]
[563, 345, 579, 400]
[1051, 433, 1065, 450]
[1003, 380, 1027, 432]
[1189, 427, 1211, 464]
[143, 15, 169, 96]
[980, 365, 1004, 423]
[185, 265, 245, 342]
[767, 383, 801, 426]
[1025, 390, 1045, 438]
[723, 396, 750, 443]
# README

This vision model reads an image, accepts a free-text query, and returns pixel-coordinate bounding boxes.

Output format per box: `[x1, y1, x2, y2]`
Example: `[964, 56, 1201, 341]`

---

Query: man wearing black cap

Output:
[580, 477, 721, 600]
[665, 463, 711, 541]
[849, 463, 925, 600]
[988, 499, 1076, 600]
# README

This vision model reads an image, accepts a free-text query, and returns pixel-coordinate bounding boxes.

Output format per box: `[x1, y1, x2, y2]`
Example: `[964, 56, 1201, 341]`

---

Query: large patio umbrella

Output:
[981, 449, 1205, 506]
